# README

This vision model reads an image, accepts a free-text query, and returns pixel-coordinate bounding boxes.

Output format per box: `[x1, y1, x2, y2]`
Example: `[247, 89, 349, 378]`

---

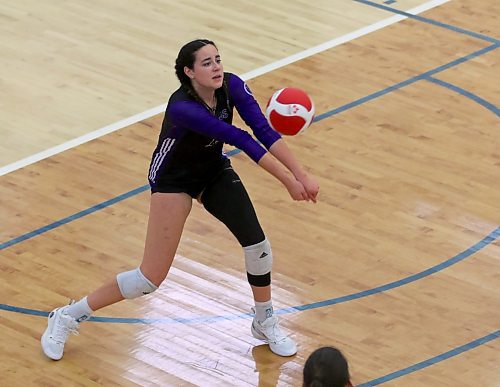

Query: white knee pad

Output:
[244, 238, 273, 276]
[116, 268, 158, 299]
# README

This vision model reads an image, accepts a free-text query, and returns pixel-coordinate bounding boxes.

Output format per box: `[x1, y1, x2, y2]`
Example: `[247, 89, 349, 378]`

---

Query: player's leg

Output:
[201, 166, 297, 356]
[41, 192, 192, 360]
[87, 192, 192, 309]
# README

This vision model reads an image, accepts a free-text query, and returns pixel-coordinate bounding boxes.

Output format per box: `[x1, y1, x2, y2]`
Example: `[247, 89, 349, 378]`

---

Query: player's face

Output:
[187, 44, 224, 90]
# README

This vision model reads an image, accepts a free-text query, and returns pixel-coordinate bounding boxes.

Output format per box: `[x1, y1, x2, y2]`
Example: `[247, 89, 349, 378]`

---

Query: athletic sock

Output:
[65, 296, 93, 323]
[254, 300, 273, 323]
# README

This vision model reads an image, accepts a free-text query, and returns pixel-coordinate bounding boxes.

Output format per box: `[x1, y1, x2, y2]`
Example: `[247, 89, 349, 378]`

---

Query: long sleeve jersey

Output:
[148, 72, 281, 189]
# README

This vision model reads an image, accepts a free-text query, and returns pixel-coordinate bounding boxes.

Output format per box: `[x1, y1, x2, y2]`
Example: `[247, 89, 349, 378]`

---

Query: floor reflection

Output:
[252, 344, 296, 387]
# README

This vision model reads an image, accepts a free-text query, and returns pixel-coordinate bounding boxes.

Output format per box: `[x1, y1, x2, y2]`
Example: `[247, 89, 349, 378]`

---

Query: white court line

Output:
[0, 0, 449, 177]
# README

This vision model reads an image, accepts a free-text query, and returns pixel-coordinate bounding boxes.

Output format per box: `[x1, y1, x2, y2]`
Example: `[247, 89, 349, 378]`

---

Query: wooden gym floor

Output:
[0, 0, 498, 386]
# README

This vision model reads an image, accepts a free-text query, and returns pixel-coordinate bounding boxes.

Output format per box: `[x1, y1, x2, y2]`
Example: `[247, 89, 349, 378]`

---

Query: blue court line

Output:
[426, 76, 500, 116]
[357, 330, 500, 386]
[1, 226, 498, 323]
[354, 0, 500, 44]
[314, 43, 498, 121]
[0, 185, 149, 250]
[278, 226, 500, 312]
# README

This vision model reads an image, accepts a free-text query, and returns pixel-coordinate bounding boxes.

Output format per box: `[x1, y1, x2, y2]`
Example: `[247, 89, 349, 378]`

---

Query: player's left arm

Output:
[268, 139, 319, 203]
[228, 73, 319, 202]
[227, 73, 281, 150]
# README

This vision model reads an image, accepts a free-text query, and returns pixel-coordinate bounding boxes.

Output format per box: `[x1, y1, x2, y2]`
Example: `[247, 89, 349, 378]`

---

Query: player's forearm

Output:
[268, 139, 306, 179]
[257, 152, 296, 188]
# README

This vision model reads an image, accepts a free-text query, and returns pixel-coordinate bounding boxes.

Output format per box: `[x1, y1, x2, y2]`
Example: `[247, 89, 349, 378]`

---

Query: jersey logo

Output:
[244, 82, 253, 96]
[218, 109, 228, 120]
[205, 139, 219, 148]
[259, 252, 268, 259]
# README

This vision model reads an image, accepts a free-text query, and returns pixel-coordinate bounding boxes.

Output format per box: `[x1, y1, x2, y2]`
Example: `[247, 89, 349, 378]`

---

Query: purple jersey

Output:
[148, 73, 281, 190]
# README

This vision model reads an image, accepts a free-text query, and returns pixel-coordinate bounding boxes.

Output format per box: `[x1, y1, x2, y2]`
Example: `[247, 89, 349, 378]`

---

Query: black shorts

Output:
[150, 159, 231, 198]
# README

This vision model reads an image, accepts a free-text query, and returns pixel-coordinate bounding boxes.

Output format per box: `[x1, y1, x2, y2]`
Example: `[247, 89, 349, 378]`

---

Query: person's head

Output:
[303, 347, 353, 387]
[174, 39, 224, 92]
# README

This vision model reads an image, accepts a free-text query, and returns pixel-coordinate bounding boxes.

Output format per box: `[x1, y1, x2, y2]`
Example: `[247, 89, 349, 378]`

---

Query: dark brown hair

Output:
[303, 347, 351, 387]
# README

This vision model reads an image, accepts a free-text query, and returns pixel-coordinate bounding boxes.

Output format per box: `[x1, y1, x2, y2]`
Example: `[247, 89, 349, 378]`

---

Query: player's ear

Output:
[184, 66, 194, 80]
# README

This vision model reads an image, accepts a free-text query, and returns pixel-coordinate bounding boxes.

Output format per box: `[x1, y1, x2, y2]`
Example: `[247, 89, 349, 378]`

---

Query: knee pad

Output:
[116, 268, 158, 299]
[244, 238, 273, 276]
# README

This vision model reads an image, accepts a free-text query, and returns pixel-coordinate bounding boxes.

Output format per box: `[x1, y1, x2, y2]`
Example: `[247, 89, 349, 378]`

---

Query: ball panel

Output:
[274, 88, 313, 111]
[269, 110, 306, 136]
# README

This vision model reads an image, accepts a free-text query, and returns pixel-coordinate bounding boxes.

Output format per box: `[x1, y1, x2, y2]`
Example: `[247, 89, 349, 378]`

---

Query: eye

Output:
[202, 61, 211, 67]
[216, 58, 222, 64]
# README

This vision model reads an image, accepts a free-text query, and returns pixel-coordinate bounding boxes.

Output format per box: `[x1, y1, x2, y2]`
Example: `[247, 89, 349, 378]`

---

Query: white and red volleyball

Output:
[265, 87, 315, 136]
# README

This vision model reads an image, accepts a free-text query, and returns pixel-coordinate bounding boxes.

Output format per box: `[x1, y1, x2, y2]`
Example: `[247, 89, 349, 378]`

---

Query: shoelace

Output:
[260, 317, 288, 344]
[53, 314, 79, 344]
[251, 307, 288, 343]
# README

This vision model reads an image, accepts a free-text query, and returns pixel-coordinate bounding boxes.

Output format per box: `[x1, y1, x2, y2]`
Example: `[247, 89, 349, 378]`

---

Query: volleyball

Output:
[265, 87, 315, 136]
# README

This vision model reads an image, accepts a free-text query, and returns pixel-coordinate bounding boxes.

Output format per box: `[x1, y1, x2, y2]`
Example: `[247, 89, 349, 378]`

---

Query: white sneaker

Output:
[41, 306, 79, 360]
[251, 311, 297, 357]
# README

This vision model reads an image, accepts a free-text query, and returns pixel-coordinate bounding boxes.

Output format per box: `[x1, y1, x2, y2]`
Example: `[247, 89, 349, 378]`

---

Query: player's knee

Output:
[244, 238, 272, 287]
[116, 268, 158, 299]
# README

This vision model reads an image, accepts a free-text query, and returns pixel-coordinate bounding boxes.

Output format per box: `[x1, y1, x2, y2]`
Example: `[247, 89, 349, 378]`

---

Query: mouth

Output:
[212, 74, 222, 80]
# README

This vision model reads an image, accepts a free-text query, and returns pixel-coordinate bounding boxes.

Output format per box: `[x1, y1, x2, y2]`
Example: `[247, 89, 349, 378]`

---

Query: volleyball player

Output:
[41, 39, 319, 360]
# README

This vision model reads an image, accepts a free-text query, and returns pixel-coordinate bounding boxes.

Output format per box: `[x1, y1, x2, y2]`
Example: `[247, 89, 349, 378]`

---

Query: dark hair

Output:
[174, 39, 217, 86]
[303, 347, 351, 387]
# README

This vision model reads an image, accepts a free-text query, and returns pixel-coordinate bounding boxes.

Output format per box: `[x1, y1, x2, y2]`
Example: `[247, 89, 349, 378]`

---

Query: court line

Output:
[1, 227, 498, 323]
[354, 0, 500, 44]
[0, 0, 450, 177]
[357, 330, 500, 386]
[282, 227, 500, 313]
[0, 186, 149, 250]
[315, 43, 498, 121]
[426, 77, 500, 116]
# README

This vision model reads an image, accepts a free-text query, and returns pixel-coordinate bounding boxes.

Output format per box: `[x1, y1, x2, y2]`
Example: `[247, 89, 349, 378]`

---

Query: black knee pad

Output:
[247, 272, 271, 287]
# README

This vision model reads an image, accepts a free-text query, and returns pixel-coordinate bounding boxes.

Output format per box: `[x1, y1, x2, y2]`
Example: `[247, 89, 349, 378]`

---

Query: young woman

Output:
[41, 39, 319, 360]
[303, 347, 353, 387]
